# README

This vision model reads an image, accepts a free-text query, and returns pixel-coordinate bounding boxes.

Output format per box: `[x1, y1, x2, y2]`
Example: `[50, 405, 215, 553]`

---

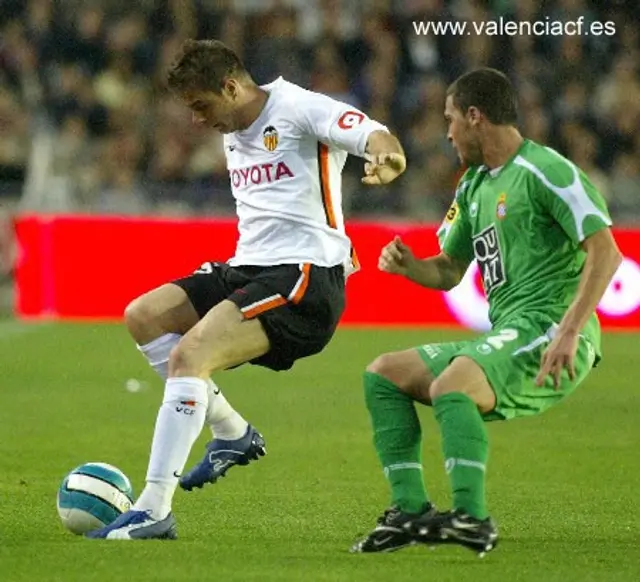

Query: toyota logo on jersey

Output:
[337, 110, 365, 129]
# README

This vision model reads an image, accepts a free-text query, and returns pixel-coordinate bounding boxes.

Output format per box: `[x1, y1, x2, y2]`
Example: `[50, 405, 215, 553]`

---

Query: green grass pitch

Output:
[1, 322, 639, 581]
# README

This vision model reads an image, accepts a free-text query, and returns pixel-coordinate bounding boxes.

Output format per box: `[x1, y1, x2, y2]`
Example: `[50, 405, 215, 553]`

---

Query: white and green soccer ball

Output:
[57, 462, 134, 535]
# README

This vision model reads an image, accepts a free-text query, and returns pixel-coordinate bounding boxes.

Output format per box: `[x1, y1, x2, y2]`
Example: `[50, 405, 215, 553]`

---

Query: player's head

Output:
[445, 68, 518, 166]
[167, 39, 253, 133]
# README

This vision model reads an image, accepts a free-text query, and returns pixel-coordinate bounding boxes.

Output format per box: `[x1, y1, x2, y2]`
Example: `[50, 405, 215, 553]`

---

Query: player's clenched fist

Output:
[378, 236, 416, 277]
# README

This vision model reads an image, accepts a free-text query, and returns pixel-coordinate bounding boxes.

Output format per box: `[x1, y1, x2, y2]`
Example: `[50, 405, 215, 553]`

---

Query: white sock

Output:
[207, 380, 249, 440]
[138, 333, 249, 440]
[134, 377, 208, 520]
[138, 332, 182, 380]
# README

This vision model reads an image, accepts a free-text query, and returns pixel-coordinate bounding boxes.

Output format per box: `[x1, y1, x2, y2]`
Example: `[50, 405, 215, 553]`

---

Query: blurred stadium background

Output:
[0, 0, 639, 313]
[2, 2, 640, 580]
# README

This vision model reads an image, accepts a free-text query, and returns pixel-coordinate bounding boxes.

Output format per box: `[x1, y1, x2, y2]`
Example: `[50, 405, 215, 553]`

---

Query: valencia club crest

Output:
[263, 125, 278, 151]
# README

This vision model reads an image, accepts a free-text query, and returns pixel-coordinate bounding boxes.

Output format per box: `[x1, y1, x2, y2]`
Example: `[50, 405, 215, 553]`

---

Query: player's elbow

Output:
[611, 243, 623, 268]
[439, 255, 466, 290]
[584, 230, 624, 274]
[610, 248, 623, 278]
[441, 270, 463, 291]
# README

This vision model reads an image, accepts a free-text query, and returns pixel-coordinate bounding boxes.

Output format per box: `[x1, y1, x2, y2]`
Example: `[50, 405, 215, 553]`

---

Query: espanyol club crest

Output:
[496, 192, 507, 219]
[263, 125, 278, 151]
[445, 201, 459, 223]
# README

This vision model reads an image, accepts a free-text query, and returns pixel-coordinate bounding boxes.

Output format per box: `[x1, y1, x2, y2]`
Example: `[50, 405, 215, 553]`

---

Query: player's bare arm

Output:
[362, 130, 407, 185]
[536, 228, 623, 388]
[379, 236, 468, 290]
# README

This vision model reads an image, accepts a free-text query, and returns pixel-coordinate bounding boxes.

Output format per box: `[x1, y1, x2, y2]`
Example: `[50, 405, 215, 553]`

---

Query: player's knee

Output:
[429, 376, 453, 401]
[168, 339, 201, 377]
[124, 296, 157, 342]
[168, 329, 229, 377]
[429, 372, 495, 413]
[366, 354, 411, 392]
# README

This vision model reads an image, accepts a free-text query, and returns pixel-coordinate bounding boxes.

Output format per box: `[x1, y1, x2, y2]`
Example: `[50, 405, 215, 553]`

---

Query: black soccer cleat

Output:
[406, 509, 499, 557]
[350, 504, 437, 554]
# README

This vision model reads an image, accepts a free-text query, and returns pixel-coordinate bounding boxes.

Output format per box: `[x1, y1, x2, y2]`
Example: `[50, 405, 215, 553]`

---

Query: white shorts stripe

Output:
[511, 335, 550, 356]
[240, 294, 284, 313]
[287, 263, 307, 301]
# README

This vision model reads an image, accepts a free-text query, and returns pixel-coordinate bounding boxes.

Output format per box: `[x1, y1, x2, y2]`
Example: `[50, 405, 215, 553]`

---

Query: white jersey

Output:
[223, 77, 388, 273]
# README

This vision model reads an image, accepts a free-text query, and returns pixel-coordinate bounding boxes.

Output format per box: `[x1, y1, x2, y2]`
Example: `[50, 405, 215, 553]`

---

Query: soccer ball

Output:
[57, 462, 135, 535]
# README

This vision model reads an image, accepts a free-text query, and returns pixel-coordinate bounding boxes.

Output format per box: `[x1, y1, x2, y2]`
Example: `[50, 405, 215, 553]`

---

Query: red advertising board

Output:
[12, 214, 640, 330]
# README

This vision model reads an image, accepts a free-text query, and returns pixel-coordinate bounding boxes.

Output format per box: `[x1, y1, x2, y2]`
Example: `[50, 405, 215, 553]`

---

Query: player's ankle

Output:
[133, 482, 173, 521]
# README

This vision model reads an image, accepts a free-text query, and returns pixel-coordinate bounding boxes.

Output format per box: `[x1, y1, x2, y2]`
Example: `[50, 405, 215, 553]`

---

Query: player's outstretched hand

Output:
[378, 236, 416, 277]
[362, 153, 407, 185]
[535, 330, 579, 390]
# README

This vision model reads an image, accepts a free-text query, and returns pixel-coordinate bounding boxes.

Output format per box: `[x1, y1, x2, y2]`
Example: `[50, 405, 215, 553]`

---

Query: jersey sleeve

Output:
[293, 90, 388, 157]
[535, 160, 612, 244]
[436, 179, 475, 264]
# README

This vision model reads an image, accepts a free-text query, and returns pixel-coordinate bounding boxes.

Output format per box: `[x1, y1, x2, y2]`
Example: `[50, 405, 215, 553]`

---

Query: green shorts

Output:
[417, 314, 599, 422]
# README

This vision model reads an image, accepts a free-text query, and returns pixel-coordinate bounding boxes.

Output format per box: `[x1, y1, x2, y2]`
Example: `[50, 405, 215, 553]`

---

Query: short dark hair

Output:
[167, 39, 248, 94]
[447, 68, 518, 125]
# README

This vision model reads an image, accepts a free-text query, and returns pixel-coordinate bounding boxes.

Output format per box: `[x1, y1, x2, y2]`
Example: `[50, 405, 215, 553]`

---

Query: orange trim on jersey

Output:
[241, 295, 287, 319]
[290, 263, 311, 304]
[318, 143, 337, 229]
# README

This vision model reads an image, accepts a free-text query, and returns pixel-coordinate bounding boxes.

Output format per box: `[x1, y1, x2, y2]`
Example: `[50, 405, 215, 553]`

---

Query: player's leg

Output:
[180, 263, 346, 491]
[400, 335, 515, 556]
[364, 350, 435, 514]
[430, 355, 496, 517]
[407, 319, 596, 555]
[352, 343, 461, 553]
[88, 297, 270, 540]
[168, 299, 270, 377]
[130, 298, 268, 514]
[87, 268, 266, 540]
[124, 283, 199, 345]
[407, 355, 498, 555]
[125, 275, 251, 442]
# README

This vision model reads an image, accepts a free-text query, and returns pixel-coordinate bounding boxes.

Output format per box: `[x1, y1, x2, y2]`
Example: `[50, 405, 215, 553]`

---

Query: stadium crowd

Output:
[0, 0, 638, 223]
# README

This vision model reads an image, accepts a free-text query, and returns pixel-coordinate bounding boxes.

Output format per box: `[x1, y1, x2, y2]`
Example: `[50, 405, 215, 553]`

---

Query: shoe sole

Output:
[416, 530, 499, 557]
[351, 539, 418, 554]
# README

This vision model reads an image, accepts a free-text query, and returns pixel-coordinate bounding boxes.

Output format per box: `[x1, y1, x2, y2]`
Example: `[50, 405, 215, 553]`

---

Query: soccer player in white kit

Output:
[87, 39, 407, 540]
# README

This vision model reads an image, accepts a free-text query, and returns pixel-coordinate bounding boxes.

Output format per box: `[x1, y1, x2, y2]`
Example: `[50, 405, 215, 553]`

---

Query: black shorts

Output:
[172, 262, 346, 371]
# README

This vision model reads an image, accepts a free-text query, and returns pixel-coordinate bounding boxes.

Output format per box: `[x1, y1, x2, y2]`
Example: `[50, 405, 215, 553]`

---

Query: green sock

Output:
[363, 371, 428, 513]
[433, 392, 489, 519]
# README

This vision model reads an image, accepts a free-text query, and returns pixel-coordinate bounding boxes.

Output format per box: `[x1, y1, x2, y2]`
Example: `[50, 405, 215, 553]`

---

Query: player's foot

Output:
[85, 510, 177, 540]
[407, 509, 498, 557]
[179, 424, 266, 491]
[350, 503, 437, 553]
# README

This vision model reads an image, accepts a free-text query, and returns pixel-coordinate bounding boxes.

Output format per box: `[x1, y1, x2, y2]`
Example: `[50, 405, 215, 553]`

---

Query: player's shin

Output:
[138, 333, 248, 439]
[433, 392, 489, 519]
[134, 377, 208, 519]
[363, 371, 429, 513]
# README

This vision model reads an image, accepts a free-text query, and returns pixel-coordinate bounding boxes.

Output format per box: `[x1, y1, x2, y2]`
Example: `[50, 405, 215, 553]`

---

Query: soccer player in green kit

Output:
[351, 68, 623, 556]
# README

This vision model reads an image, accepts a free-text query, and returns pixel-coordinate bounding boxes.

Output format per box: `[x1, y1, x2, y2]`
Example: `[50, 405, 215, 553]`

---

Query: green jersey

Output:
[437, 139, 612, 352]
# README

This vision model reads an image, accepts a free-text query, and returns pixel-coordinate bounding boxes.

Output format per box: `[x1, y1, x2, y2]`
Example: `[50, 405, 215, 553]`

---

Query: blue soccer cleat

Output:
[179, 425, 266, 491]
[85, 509, 177, 540]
